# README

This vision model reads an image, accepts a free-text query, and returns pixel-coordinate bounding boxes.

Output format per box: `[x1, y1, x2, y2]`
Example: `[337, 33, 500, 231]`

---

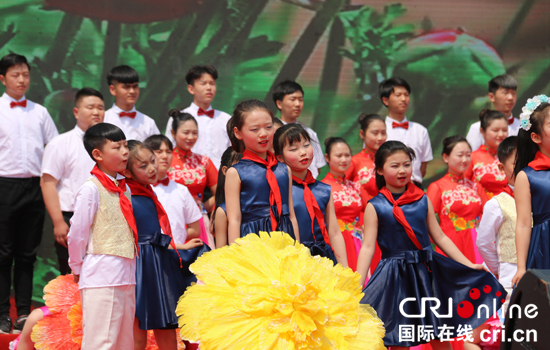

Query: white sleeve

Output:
[308, 129, 326, 168]
[67, 182, 99, 275]
[180, 185, 202, 224]
[466, 122, 483, 151]
[41, 138, 63, 179]
[151, 118, 160, 135]
[42, 109, 59, 144]
[420, 127, 433, 162]
[165, 117, 175, 144]
[476, 198, 502, 275]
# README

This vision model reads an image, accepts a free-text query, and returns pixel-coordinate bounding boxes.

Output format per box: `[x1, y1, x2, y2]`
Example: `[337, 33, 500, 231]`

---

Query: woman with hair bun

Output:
[464, 109, 509, 199]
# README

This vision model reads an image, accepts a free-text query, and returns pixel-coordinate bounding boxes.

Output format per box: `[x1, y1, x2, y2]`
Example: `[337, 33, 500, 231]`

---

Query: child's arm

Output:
[225, 167, 242, 245]
[512, 171, 532, 286]
[67, 183, 99, 283]
[325, 193, 348, 268]
[426, 197, 483, 269]
[357, 202, 378, 286]
[214, 207, 228, 248]
[287, 166, 300, 243]
[204, 184, 217, 213]
[174, 238, 203, 250]
[186, 220, 201, 240]
[476, 198, 503, 277]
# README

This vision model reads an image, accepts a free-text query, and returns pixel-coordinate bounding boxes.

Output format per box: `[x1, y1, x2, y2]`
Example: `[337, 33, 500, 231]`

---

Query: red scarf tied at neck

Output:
[90, 165, 139, 252]
[528, 151, 550, 171]
[126, 178, 181, 266]
[379, 182, 426, 250]
[241, 149, 283, 230]
[292, 171, 331, 246]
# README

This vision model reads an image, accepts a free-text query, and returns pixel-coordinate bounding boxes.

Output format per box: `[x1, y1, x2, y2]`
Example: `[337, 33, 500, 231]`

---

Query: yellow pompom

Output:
[176, 231, 386, 350]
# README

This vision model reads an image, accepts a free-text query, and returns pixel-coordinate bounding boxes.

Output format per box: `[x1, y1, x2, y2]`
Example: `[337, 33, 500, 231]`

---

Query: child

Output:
[225, 99, 299, 244]
[167, 109, 218, 215]
[464, 109, 509, 199]
[272, 80, 326, 178]
[41, 87, 105, 276]
[165, 65, 231, 169]
[273, 124, 347, 267]
[123, 140, 203, 350]
[143, 134, 202, 245]
[211, 147, 242, 248]
[346, 113, 387, 199]
[427, 136, 487, 264]
[466, 74, 519, 151]
[321, 137, 369, 271]
[477, 136, 517, 314]
[357, 140, 506, 349]
[67, 123, 136, 349]
[380, 77, 432, 186]
[0, 53, 58, 334]
[104, 65, 160, 141]
[512, 95, 550, 286]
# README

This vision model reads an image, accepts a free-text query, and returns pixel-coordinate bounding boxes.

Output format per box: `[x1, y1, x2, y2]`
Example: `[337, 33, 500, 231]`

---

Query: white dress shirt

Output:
[476, 187, 517, 290]
[0, 93, 58, 177]
[105, 104, 160, 142]
[153, 178, 202, 245]
[385, 116, 433, 183]
[466, 117, 520, 151]
[67, 172, 136, 289]
[280, 120, 326, 178]
[41, 126, 95, 212]
[165, 102, 231, 169]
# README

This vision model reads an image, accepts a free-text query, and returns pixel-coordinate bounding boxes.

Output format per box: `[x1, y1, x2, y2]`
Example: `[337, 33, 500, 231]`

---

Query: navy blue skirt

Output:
[302, 240, 337, 265]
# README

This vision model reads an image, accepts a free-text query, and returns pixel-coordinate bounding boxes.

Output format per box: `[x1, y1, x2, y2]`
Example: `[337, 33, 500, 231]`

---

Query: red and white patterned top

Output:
[345, 149, 379, 199]
[464, 145, 507, 200]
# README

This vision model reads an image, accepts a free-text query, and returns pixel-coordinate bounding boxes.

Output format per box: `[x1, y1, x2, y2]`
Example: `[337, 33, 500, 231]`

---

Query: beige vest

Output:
[88, 177, 136, 259]
[494, 192, 517, 264]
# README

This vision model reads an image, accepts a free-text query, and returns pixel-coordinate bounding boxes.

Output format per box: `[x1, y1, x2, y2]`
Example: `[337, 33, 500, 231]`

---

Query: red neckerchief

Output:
[241, 149, 283, 230]
[126, 178, 181, 266]
[90, 165, 139, 252]
[528, 151, 550, 171]
[501, 185, 514, 199]
[379, 182, 425, 250]
[292, 170, 331, 246]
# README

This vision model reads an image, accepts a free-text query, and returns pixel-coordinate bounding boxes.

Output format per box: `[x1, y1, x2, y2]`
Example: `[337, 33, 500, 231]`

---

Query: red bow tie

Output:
[10, 100, 27, 108]
[392, 121, 409, 129]
[508, 116, 514, 125]
[197, 107, 214, 118]
[120, 111, 137, 118]
[153, 177, 170, 187]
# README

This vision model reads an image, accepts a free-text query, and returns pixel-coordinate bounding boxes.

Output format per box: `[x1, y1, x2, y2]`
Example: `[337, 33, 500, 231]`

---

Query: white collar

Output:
[190, 102, 213, 112]
[386, 115, 408, 123]
[74, 125, 86, 138]
[2, 92, 26, 103]
[112, 103, 136, 114]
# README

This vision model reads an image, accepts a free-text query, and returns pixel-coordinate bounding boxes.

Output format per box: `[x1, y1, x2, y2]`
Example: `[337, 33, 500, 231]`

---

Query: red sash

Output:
[379, 182, 426, 250]
[126, 178, 181, 266]
[90, 166, 139, 252]
[241, 150, 283, 230]
[292, 171, 331, 246]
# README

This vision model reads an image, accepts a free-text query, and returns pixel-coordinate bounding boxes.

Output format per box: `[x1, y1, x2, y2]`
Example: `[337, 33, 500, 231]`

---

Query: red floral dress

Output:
[168, 148, 218, 209]
[345, 149, 379, 199]
[464, 145, 507, 199]
[427, 173, 487, 263]
[321, 173, 371, 272]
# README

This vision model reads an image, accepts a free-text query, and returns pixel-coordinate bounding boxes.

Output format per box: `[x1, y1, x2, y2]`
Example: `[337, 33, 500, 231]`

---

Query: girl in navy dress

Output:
[211, 147, 242, 248]
[357, 141, 506, 349]
[225, 99, 299, 244]
[124, 140, 203, 350]
[273, 124, 348, 267]
[512, 95, 550, 285]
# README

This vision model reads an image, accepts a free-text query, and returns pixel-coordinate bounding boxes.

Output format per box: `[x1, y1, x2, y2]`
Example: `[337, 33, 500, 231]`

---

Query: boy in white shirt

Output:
[0, 53, 58, 334]
[272, 80, 326, 178]
[380, 77, 432, 185]
[41, 88, 105, 275]
[477, 136, 518, 315]
[104, 65, 160, 141]
[466, 74, 519, 150]
[68, 123, 137, 350]
[165, 65, 231, 169]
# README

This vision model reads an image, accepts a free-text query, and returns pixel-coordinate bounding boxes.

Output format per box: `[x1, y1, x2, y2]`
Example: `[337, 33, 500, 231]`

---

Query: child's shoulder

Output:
[409, 119, 428, 133]
[216, 109, 231, 120]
